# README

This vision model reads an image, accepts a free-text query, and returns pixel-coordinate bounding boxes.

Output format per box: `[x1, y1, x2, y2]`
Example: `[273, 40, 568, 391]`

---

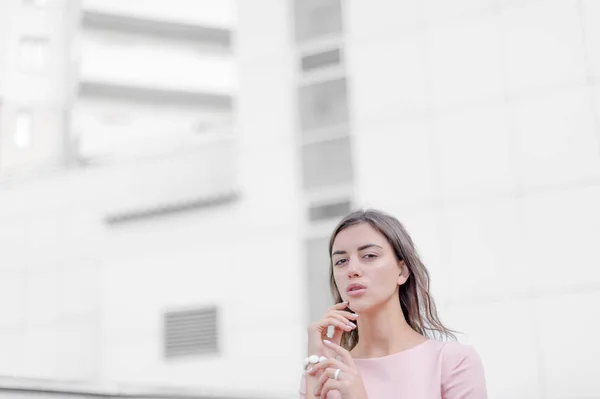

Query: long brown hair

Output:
[328, 209, 457, 350]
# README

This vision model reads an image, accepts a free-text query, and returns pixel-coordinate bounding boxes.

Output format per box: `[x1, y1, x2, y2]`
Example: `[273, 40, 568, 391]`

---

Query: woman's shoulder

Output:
[421, 339, 484, 372]
[429, 339, 486, 393]
[438, 339, 481, 361]
[443, 340, 488, 396]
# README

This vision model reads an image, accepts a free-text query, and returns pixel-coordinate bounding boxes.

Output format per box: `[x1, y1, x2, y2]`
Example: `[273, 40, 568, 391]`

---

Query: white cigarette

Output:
[326, 325, 335, 338]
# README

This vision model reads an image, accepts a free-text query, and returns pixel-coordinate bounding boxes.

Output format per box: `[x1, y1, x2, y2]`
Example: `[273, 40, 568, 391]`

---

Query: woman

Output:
[300, 209, 487, 399]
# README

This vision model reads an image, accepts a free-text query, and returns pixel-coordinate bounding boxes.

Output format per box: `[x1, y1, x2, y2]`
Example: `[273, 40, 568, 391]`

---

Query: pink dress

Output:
[299, 339, 487, 399]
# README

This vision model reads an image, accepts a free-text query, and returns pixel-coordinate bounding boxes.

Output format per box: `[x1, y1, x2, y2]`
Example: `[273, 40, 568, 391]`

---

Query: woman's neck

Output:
[351, 297, 427, 358]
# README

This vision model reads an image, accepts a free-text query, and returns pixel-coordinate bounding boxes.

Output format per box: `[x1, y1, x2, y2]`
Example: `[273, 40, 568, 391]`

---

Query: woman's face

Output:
[331, 222, 407, 313]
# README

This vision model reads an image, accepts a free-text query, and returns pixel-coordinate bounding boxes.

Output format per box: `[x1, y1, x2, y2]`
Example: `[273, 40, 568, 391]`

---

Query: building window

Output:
[14, 110, 33, 149]
[301, 48, 342, 73]
[295, 0, 343, 43]
[309, 199, 352, 222]
[19, 37, 48, 73]
[301, 136, 354, 190]
[299, 78, 349, 133]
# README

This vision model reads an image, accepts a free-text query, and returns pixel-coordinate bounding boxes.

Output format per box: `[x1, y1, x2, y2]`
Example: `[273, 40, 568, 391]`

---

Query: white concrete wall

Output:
[93, 0, 307, 391]
[0, 0, 72, 175]
[72, 96, 232, 162]
[347, 1, 600, 398]
[218, 0, 304, 396]
[0, 138, 235, 381]
[0, 2, 10, 97]
[79, 29, 235, 94]
[0, 1, 305, 396]
[0, 140, 237, 383]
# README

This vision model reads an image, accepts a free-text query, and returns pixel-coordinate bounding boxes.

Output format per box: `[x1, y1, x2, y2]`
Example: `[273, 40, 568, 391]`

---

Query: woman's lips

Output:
[346, 283, 367, 297]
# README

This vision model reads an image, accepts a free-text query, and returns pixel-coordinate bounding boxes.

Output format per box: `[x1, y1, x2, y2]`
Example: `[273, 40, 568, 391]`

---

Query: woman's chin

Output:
[346, 298, 369, 314]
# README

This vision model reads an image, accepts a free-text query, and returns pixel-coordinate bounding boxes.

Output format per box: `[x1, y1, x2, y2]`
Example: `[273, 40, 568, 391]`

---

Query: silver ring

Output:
[333, 368, 340, 380]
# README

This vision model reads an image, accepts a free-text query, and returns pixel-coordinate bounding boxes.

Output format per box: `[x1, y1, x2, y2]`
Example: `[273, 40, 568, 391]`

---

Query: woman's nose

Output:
[346, 257, 362, 277]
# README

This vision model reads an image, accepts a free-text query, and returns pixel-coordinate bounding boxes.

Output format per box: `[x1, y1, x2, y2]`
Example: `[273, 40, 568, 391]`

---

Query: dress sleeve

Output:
[299, 372, 307, 398]
[441, 342, 488, 399]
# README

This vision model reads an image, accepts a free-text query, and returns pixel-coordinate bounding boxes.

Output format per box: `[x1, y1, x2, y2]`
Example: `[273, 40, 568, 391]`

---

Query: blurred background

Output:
[0, 0, 599, 398]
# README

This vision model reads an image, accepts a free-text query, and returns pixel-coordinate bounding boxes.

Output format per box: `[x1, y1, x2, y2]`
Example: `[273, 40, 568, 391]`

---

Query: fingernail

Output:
[324, 339, 331, 345]
[306, 367, 312, 373]
[348, 322, 356, 328]
[319, 356, 327, 362]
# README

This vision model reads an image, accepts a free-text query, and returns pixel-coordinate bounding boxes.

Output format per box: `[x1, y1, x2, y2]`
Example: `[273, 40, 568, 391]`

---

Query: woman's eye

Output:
[363, 253, 377, 259]
[334, 259, 347, 266]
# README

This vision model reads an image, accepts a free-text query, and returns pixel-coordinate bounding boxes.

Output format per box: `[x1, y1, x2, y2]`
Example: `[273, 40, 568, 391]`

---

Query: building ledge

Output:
[0, 375, 277, 399]
[104, 191, 240, 226]
[82, 10, 231, 48]
[78, 81, 233, 109]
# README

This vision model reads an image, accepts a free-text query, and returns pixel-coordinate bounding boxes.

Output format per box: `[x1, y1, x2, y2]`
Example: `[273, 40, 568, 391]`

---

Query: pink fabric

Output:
[299, 339, 487, 399]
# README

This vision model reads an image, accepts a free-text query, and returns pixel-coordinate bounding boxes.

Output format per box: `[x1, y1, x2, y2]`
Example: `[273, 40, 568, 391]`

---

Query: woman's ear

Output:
[397, 260, 409, 286]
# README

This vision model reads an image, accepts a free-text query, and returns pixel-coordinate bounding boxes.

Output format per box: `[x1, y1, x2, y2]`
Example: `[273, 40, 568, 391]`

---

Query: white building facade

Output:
[240, 1, 600, 398]
[1, 1, 600, 399]
[0, 1, 276, 398]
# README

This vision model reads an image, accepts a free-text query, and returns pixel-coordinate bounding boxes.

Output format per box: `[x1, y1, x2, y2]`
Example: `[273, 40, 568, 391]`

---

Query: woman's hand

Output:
[307, 339, 368, 399]
[307, 301, 358, 353]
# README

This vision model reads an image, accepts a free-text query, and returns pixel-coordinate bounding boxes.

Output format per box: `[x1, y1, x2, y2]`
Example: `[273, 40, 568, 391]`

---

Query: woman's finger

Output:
[316, 376, 342, 397]
[323, 339, 355, 366]
[315, 367, 343, 396]
[319, 317, 355, 333]
[328, 301, 349, 311]
[313, 368, 328, 396]
[306, 357, 348, 375]
[324, 313, 357, 329]
[333, 310, 360, 321]
[327, 302, 359, 321]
